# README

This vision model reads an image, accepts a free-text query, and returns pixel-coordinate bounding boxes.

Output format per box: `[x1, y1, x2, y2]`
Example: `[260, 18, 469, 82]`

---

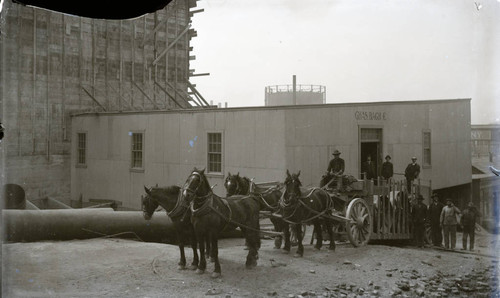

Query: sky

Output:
[189, 0, 500, 124]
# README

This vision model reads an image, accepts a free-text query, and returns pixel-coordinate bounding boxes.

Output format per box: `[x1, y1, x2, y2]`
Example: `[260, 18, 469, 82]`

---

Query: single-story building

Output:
[71, 98, 471, 210]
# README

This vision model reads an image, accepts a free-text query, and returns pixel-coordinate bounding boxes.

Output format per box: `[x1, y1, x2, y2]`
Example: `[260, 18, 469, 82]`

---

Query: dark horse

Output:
[142, 185, 210, 270]
[280, 170, 336, 257]
[224, 172, 251, 196]
[224, 172, 288, 249]
[181, 168, 261, 278]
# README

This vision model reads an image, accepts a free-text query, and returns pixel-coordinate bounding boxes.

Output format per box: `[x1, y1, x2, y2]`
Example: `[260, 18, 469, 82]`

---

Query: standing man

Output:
[440, 198, 461, 250]
[427, 193, 444, 247]
[362, 156, 376, 181]
[381, 155, 394, 182]
[321, 150, 345, 188]
[461, 202, 480, 251]
[405, 157, 420, 194]
[412, 195, 428, 248]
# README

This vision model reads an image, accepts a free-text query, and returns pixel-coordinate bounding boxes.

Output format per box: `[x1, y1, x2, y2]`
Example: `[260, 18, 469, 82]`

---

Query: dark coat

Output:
[381, 161, 393, 179]
[412, 202, 428, 224]
[405, 163, 420, 180]
[327, 157, 345, 175]
[461, 207, 480, 227]
[362, 161, 376, 180]
[428, 201, 444, 226]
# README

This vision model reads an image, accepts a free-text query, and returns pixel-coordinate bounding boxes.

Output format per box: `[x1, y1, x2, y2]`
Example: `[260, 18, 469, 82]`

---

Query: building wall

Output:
[471, 125, 500, 159]
[283, 99, 471, 190]
[71, 108, 286, 209]
[71, 98, 471, 210]
[0, 1, 196, 202]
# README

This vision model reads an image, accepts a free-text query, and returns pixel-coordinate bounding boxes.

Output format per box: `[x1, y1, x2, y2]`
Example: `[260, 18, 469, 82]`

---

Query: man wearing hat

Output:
[427, 193, 444, 247]
[460, 202, 480, 250]
[404, 157, 420, 194]
[440, 198, 461, 250]
[381, 155, 393, 182]
[321, 150, 345, 188]
[412, 194, 428, 248]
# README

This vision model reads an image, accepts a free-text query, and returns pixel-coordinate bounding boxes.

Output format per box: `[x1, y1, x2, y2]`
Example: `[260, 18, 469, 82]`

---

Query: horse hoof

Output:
[211, 272, 221, 279]
[195, 269, 205, 275]
[328, 247, 336, 251]
[177, 265, 186, 270]
[314, 246, 321, 251]
[244, 247, 249, 250]
[293, 253, 303, 258]
[273, 246, 281, 249]
[187, 265, 198, 270]
[246, 262, 257, 269]
[281, 249, 290, 254]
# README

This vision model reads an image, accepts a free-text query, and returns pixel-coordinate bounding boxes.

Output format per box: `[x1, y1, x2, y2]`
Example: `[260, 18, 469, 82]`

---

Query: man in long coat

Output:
[412, 195, 428, 248]
[381, 155, 393, 182]
[362, 156, 376, 181]
[405, 157, 420, 194]
[427, 193, 444, 247]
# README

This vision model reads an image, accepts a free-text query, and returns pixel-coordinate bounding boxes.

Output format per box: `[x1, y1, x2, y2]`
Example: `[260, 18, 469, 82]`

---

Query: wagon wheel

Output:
[346, 198, 372, 247]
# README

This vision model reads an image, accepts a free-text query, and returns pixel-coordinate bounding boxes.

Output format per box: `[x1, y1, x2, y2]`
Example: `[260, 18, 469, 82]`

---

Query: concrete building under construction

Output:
[0, 0, 207, 204]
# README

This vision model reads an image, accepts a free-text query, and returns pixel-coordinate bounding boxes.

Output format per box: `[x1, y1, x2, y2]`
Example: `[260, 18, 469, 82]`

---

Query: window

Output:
[77, 133, 86, 165]
[423, 130, 431, 167]
[207, 132, 223, 174]
[131, 132, 144, 169]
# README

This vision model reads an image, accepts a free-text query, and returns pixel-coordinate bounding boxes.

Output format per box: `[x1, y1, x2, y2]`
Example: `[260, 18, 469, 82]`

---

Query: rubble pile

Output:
[278, 264, 498, 298]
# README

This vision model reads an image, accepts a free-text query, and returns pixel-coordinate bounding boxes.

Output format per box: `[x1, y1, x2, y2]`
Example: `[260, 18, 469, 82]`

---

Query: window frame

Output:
[206, 131, 224, 176]
[76, 132, 87, 168]
[130, 131, 145, 172]
[422, 129, 432, 168]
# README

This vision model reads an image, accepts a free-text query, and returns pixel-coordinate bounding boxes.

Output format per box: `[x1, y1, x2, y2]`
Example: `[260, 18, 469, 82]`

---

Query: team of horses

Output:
[141, 168, 338, 278]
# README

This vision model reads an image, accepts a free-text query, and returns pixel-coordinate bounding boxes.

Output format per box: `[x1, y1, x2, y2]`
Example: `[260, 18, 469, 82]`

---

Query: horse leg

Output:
[325, 220, 336, 251]
[314, 221, 323, 250]
[282, 222, 291, 254]
[206, 234, 215, 263]
[188, 227, 199, 270]
[195, 231, 206, 274]
[271, 218, 282, 249]
[175, 227, 186, 270]
[245, 218, 260, 269]
[293, 224, 304, 257]
[240, 227, 249, 250]
[210, 230, 221, 279]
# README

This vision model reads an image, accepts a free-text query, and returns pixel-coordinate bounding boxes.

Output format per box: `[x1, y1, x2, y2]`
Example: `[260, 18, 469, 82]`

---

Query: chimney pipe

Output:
[292, 75, 297, 105]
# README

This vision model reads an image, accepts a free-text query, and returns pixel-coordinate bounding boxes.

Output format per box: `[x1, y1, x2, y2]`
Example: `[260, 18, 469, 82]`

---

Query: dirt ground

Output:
[2, 227, 499, 298]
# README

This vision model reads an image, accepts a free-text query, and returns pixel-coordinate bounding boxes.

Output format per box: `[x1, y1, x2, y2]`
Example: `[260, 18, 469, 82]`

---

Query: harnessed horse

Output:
[279, 170, 336, 257]
[142, 185, 210, 270]
[181, 168, 261, 278]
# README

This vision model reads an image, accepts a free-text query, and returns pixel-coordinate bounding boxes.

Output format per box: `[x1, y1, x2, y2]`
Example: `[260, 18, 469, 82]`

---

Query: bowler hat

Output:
[332, 150, 341, 155]
[385, 155, 391, 160]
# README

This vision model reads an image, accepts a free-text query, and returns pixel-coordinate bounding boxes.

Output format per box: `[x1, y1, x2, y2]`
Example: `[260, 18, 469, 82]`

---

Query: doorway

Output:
[359, 128, 383, 179]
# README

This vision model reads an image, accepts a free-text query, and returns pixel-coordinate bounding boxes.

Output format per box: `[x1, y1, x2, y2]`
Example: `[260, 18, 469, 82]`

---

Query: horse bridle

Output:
[182, 171, 212, 201]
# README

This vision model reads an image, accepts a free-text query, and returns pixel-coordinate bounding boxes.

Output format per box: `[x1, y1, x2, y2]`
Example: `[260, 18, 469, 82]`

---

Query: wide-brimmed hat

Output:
[332, 150, 341, 155]
[411, 156, 417, 160]
[385, 155, 391, 160]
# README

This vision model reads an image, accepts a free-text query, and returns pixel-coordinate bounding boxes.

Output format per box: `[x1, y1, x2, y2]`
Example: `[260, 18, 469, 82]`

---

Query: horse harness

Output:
[278, 187, 334, 225]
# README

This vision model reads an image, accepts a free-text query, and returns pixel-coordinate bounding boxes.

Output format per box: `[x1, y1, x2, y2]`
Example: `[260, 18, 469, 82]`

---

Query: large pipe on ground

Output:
[3, 210, 242, 243]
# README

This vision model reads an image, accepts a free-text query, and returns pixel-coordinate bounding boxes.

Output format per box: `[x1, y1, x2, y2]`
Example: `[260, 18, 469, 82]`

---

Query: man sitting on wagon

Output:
[320, 149, 345, 189]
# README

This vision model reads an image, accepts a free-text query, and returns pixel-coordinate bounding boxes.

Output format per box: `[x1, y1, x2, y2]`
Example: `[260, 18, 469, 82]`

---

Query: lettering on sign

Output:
[471, 130, 491, 140]
[354, 111, 387, 121]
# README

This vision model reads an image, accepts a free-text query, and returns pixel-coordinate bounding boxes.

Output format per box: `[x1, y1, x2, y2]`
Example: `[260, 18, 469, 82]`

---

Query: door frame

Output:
[358, 125, 384, 179]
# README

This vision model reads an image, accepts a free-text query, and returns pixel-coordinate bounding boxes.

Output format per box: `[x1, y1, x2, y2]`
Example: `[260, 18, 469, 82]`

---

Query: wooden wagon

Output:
[252, 176, 432, 247]
[321, 176, 432, 246]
